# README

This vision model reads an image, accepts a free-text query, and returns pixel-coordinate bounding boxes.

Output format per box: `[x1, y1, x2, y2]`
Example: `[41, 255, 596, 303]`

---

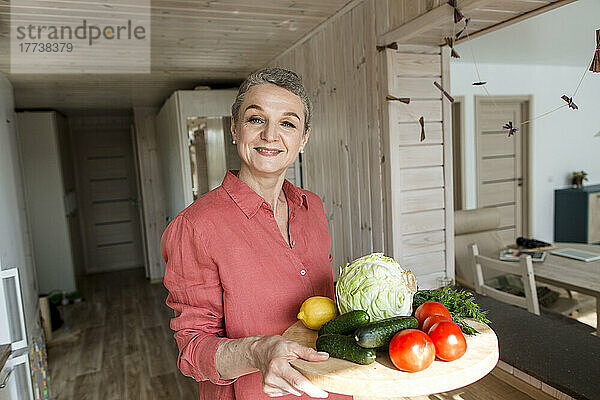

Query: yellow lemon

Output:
[297, 296, 338, 330]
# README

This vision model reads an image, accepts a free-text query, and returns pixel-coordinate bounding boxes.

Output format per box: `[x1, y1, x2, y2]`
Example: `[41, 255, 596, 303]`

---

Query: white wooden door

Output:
[475, 98, 528, 244]
[74, 121, 144, 273]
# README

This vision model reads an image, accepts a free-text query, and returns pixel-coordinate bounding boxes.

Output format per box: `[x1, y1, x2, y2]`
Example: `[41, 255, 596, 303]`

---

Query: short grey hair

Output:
[232, 67, 312, 133]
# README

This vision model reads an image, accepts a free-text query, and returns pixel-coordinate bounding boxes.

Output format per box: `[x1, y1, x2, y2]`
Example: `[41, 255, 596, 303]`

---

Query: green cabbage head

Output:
[335, 253, 417, 321]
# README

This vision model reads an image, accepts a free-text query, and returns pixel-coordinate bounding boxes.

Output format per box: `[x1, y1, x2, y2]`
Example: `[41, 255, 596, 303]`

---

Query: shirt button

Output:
[300, 269, 306, 276]
[291, 240, 296, 246]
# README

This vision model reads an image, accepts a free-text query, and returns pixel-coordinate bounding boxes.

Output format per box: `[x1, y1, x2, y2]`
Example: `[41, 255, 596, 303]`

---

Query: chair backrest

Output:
[454, 208, 507, 288]
[468, 243, 540, 315]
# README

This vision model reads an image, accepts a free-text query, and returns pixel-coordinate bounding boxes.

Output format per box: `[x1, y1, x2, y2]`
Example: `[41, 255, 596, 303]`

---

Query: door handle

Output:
[517, 177, 523, 187]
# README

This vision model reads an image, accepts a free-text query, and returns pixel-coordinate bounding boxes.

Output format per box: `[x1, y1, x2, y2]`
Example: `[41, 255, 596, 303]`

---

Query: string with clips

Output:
[448, 1, 600, 137]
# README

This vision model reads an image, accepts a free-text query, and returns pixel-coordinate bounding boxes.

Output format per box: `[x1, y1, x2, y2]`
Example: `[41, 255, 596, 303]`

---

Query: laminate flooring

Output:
[47, 268, 565, 400]
[47, 268, 198, 400]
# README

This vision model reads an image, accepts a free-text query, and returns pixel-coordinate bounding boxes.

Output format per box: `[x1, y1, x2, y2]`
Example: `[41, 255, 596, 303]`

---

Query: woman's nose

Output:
[261, 121, 279, 142]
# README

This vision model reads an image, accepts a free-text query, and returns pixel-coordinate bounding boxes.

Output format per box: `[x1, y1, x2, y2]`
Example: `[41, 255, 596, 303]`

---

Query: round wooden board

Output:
[282, 319, 499, 398]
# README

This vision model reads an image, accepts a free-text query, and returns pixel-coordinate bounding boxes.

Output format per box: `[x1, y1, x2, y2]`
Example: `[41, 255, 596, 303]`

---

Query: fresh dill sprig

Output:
[412, 286, 490, 335]
[452, 315, 479, 336]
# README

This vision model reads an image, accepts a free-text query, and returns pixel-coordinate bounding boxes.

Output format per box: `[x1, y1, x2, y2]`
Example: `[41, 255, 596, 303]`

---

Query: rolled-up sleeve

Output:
[161, 215, 236, 385]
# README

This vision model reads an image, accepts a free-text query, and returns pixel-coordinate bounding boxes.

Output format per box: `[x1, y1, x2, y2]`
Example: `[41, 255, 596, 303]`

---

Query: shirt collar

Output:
[222, 170, 308, 219]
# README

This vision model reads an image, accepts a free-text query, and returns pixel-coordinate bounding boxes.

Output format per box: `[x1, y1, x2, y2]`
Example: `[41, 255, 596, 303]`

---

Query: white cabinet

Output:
[0, 268, 37, 400]
[0, 269, 27, 351]
[16, 111, 78, 294]
[0, 353, 33, 400]
[156, 90, 238, 221]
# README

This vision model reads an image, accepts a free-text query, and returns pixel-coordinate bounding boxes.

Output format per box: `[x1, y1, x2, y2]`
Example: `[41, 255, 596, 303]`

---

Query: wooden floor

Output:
[47, 267, 566, 400]
[48, 268, 198, 400]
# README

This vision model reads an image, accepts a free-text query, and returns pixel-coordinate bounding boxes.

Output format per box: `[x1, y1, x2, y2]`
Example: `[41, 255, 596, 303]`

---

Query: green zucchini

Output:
[316, 334, 377, 365]
[354, 316, 418, 348]
[318, 310, 370, 336]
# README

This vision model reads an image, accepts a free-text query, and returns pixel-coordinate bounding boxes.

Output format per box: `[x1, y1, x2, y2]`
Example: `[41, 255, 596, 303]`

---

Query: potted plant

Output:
[571, 170, 588, 188]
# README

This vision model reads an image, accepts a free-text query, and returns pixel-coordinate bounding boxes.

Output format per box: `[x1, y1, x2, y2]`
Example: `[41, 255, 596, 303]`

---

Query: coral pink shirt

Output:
[162, 170, 351, 400]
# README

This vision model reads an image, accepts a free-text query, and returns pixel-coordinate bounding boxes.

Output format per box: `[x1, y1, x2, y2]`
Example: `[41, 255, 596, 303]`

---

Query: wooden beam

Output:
[380, 0, 495, 44]
[456, 0, 578, 43]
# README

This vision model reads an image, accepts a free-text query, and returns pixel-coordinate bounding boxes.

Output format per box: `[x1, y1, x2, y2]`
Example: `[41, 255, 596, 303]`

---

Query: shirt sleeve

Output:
[161, 215, 236, 385]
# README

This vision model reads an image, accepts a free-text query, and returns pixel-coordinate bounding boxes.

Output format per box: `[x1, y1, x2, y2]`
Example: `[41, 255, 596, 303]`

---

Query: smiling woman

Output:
[162, 68, 350, 400]
[232, 82, 309, 183]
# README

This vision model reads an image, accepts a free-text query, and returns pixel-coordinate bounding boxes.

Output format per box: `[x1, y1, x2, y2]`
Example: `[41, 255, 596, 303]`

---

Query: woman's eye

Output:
[282, 121, 296, 128]
[248, 117, 263, 124]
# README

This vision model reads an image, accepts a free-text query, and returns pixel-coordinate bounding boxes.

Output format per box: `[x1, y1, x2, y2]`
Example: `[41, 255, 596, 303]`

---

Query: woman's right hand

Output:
[251, 335, 330, 398]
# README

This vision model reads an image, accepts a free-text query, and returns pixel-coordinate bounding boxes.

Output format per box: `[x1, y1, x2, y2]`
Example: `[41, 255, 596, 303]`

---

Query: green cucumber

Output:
[318, 310, 370, 336]
[354, 316, 418, 348]
[316, 334, 377, 365]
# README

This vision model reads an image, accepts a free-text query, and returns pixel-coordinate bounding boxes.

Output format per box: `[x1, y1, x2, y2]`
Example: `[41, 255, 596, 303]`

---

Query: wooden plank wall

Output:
[380, 45, 454, 288]
[270, 0, 455, 286]
[269, 0, 384, 277]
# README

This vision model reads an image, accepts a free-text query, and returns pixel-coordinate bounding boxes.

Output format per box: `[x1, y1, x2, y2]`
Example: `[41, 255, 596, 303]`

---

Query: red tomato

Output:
[422, 314, 451, 333]
[428, 320, 467, 361]
[388, 329, 436, 372]
[414, 302, 451, 330]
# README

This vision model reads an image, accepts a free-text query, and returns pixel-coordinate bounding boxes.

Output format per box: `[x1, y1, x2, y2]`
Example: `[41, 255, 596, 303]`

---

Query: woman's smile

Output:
[255, 146, 284, 156]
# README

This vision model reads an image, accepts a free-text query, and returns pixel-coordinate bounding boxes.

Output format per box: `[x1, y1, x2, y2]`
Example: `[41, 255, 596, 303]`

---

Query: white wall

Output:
[0, 73, 42, 339]
[450, 0, 600, 243]
[451, 0, 600, 68]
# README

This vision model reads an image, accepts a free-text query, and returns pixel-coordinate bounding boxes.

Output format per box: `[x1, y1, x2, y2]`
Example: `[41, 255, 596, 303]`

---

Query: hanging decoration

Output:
[451, 9, 598, 134]
[561, 95, 579, 110]
[386, 95, 411, 104]
[376, 42, 399, 52]
[434, 81, 455, 103]
[455, 18, 471, 40]
[590, 29, 600, 73]
[502, 122, 518, 137]
[448, 0, 464, 23]
[419, 116, 426, 142]
[445, 37, 460, 58]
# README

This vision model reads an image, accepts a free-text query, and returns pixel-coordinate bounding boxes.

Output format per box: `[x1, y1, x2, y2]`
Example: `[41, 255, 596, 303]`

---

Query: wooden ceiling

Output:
[0, 0, 352, 115]
[0, 0, 575, 116]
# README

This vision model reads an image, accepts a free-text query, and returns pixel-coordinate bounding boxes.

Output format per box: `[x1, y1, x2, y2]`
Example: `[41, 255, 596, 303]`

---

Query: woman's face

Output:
[231, 83, 309, 177]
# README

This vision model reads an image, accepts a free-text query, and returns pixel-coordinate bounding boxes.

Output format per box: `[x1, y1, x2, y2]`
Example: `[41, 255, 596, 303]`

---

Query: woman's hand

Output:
[251, 335, 329, 398]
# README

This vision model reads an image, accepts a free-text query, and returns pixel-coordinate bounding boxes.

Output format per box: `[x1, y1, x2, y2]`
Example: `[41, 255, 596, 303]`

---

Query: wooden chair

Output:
[468, 243, 540, 315]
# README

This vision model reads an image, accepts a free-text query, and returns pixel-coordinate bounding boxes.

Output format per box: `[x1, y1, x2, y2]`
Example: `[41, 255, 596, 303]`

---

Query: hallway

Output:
[47, 268, 198, 400]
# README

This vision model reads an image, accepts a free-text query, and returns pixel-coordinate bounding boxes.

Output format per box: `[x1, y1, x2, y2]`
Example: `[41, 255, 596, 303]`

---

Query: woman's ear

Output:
[301, 128, 310, 150]
[230, 117, 237, 144]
